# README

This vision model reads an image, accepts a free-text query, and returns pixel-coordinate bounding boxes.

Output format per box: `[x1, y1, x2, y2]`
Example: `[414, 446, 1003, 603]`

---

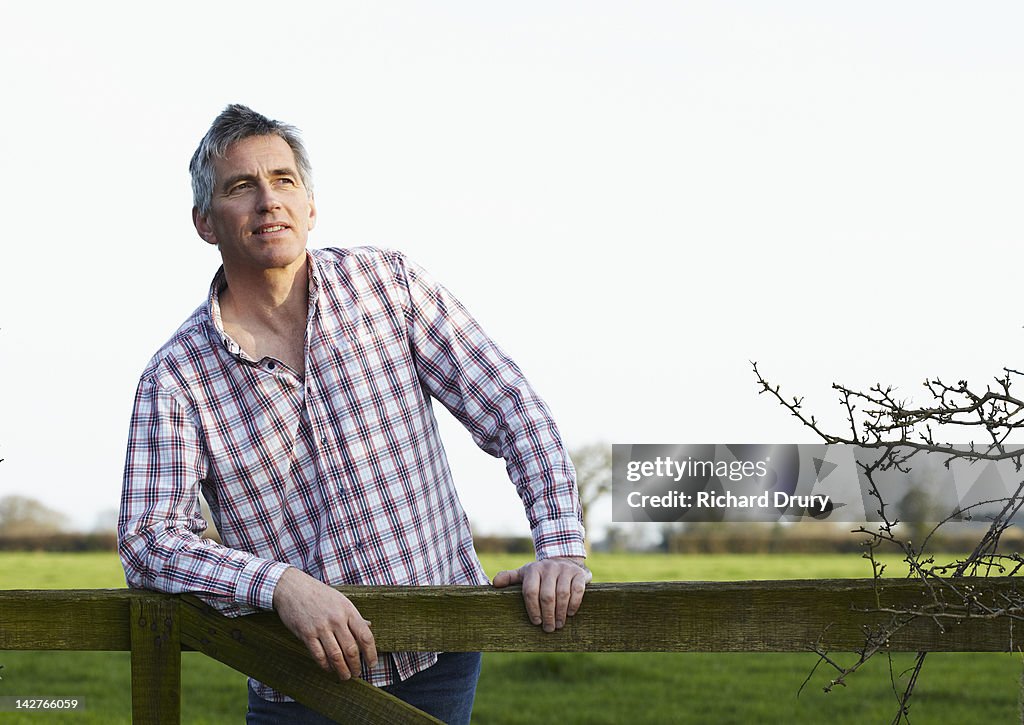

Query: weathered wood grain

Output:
[1, 578, 1022, 654]
[304, 579, 1024, 653]
[130, 597, 180, 725]
[0, 589, 146, 649]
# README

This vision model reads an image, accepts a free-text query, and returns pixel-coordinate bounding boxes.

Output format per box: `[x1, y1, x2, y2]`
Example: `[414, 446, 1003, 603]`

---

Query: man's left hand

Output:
[492, 557, 591, 632]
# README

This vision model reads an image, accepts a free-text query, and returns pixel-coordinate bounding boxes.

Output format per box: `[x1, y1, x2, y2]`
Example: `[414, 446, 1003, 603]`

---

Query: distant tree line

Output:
[0, 495, 115, 551]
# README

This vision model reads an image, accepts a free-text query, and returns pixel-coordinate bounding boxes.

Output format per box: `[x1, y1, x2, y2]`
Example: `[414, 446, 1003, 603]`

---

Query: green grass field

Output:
[1, 552, 1019, 723]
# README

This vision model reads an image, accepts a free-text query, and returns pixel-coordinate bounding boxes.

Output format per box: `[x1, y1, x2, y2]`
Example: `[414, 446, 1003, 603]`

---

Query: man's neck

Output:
[217, 255, 310, 376]
[219, 255, 310, 333]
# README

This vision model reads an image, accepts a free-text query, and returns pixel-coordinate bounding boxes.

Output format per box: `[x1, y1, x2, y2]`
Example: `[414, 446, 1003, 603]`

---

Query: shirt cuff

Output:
[233, 557, 292, 610]
[531, 517, 587, 560]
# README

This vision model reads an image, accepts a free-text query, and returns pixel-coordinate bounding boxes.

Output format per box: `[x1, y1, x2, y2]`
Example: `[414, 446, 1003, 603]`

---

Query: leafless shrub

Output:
[754, 361, 1024, 724]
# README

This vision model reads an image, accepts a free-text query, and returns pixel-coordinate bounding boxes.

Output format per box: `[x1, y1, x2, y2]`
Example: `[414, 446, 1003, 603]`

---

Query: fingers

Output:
[355, 618, 379, 670]
[494, 560, 591, 633]
[492, 568, 523, 588]
[514, 559, 590, 632]
[307, 636, 333, 673]
[538, 566, 560, 632]
[273, 568, 378, 681]
[332, 638, 363, 681]
[303, 618, 377, 681]
[520, 564, 544, 627]
[566, 567, 591, 617]
[316, 636, 351, 678]
[315, 614, 378, 681]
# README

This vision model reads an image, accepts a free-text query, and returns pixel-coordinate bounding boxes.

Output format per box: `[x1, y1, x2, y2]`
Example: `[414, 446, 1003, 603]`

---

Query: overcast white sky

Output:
[1, 2, 1022, 541]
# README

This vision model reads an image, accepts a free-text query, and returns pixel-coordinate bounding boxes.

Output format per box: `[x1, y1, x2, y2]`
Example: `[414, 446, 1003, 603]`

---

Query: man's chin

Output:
[225, 245, 308, 274]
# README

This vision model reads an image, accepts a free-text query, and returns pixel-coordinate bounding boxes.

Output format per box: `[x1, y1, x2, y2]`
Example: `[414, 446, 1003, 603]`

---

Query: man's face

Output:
[193, 134, 316, 274]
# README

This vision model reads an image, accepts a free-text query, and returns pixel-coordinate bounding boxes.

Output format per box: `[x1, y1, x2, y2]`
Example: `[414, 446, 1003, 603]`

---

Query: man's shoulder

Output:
[311, 245, 407, 275]
[309, 246, 419, 298]
[137, 303, 213, 389]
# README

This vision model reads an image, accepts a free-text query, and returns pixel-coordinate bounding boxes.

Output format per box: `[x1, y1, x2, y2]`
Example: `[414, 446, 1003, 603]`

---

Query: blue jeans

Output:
[246, 652, 482, 724]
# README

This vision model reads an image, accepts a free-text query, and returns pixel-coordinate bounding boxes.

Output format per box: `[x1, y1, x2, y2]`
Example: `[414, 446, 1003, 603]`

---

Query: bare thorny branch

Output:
[754, 361, 1024, 723]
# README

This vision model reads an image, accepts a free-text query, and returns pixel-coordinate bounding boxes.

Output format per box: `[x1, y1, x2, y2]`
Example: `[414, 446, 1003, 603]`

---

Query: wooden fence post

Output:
[130, 596, 181, 725]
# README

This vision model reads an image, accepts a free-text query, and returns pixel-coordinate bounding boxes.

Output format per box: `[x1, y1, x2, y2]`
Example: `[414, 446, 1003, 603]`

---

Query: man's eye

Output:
[229, 182, 251, 193]
[276, 178, 297, 186]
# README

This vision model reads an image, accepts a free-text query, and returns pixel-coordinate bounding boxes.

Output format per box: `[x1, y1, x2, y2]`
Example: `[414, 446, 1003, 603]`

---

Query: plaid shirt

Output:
[118, 246, 585, 695]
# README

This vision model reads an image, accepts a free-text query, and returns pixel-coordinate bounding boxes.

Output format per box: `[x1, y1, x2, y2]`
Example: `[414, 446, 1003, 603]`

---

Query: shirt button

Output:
[321, 436, 328, 445]
[267, 361, 276, 370]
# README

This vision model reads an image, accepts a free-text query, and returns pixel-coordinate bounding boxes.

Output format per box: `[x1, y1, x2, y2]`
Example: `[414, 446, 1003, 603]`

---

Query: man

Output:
[118, 104, 589, 724]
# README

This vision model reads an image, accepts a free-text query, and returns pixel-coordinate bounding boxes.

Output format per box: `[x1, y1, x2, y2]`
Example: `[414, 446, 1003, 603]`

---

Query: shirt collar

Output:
[204, 250, 323, 356]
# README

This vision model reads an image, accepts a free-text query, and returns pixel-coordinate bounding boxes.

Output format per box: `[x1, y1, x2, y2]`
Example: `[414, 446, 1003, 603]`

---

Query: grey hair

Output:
[189, 104, 314, 216]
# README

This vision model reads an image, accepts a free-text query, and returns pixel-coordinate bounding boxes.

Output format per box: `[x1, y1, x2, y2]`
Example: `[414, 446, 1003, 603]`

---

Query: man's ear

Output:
[307, 192, 317, 232]
[193, 207, 218, 246]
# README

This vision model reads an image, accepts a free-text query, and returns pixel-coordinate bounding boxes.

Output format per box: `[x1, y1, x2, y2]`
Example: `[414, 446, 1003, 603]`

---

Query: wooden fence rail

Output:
[2, 578, 1021, 723]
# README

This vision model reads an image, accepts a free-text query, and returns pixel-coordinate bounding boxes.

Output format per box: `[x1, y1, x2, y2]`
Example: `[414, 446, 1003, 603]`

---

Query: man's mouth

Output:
[256, 224, 288, 234]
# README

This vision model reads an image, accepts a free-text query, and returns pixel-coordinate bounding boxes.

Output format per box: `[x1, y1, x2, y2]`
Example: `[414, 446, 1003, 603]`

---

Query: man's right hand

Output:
[272, 567, 378, 681]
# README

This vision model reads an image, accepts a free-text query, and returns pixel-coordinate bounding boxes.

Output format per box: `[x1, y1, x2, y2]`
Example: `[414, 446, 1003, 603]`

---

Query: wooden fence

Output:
[1, 578, 1021, 723]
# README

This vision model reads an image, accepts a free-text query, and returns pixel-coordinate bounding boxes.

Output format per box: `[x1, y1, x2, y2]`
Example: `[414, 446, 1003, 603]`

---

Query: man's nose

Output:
[256, 182, 282, 211]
